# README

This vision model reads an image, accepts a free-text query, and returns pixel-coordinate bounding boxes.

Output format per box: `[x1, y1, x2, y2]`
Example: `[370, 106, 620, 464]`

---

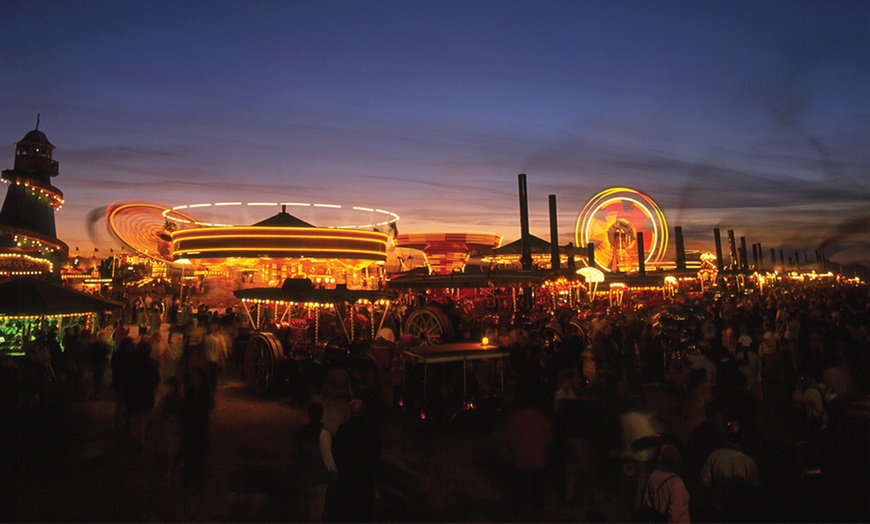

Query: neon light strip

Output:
[130, 201, 399, 231]
[171, 231, 389, 242]
[173, 247, 386, 258]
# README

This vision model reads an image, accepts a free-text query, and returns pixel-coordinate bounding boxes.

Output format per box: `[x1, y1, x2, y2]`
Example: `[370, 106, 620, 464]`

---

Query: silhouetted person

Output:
[88, 335, 111, 398]
[296, 402, 337, 522]
[127, 341, 160, 445]
[687, 400, 730, 492]
[153, 377, 183, 481]
[111, 337, 135, 433]
[504, 389, 553, 516]
[182, 367, 214, 492]
[331, 399, 381, 522]
[700, 443, 760, 522]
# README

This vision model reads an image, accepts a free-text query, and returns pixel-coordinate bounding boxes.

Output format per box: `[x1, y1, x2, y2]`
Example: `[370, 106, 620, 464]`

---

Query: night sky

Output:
[2, 1, 868, 266]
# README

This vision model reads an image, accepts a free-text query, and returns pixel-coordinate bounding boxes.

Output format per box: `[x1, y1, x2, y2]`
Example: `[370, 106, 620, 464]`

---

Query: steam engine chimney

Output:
[518, 174, 532, 271]
[674, 226, 686, 270]
[548, 194, 560, 270]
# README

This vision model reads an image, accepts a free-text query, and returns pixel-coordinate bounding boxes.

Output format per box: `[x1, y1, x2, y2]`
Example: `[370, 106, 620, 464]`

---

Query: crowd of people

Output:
[498, 276, 869, 522]
[2, 275, 868, 522]
[1, 292, 251, 491]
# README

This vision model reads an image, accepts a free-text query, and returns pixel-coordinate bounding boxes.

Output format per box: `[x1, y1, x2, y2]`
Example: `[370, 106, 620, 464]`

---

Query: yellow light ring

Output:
[173, 247, 388, 258]
[171, 228, 389, 242]
[108, 201, 391, 264]
[575, 187, 668, 272]
[165, 201, 400, 229]
[106, 202, 201, 262]
[171, 227, 389, 262]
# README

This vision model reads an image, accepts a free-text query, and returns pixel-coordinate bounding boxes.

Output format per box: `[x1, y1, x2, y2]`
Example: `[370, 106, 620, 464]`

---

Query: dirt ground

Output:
[6, 363, 866, 523]
[7, 373, 630, 523]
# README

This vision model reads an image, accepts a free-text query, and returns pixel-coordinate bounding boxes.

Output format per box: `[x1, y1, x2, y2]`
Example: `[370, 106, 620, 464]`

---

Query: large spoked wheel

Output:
[403, 306, 453, 345]
[244, 332, 284, 394]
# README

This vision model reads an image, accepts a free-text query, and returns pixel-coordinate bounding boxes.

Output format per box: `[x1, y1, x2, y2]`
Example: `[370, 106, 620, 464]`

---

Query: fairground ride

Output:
[105, 201, 397, 304]
[575, 187, 669, 273]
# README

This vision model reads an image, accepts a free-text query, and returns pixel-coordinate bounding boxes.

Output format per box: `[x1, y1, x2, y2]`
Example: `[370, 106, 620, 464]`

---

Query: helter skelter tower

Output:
[0, 120, 68, 278]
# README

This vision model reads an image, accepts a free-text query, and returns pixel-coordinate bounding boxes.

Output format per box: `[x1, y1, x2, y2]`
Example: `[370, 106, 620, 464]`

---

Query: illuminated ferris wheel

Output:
[575, 187, 668, 272]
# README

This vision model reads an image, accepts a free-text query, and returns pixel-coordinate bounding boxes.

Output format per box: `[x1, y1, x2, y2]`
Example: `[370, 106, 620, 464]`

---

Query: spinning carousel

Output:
[105, 201, 397, 300]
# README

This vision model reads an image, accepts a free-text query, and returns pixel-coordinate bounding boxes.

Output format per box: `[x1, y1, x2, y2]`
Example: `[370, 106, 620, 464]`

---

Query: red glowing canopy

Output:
[394, 232, 502, 275]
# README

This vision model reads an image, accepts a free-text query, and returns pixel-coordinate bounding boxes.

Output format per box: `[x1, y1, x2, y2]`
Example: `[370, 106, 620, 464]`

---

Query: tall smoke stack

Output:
[714, 228, 724, 271]
[518, 174, 532, 271]
[674, 226, 686, 270]
[727, 230, 737, 269]
[548, 194, 560, 270]
[637, 231, 646, 277]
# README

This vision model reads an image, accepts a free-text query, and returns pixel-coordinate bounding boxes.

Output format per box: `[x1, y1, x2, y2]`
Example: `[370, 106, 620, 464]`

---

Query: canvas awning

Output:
[0, 277, 123, 317]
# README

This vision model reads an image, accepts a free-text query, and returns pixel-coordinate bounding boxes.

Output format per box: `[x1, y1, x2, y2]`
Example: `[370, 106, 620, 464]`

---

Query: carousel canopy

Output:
[0, 277, 123, 316]
[233, 278, 394, 305]
[475, 234, 553, 257]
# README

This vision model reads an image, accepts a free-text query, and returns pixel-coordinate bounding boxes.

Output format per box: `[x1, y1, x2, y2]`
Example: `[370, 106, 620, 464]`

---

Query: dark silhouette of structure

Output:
[0, 119, 68, 278]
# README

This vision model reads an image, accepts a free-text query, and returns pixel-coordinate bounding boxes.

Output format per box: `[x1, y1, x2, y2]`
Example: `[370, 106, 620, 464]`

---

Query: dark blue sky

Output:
[2, 1, 868, 265]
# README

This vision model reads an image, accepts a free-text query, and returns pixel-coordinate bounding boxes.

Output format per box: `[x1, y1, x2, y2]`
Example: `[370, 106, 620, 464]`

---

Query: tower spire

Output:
[35, 113, 40, 130]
